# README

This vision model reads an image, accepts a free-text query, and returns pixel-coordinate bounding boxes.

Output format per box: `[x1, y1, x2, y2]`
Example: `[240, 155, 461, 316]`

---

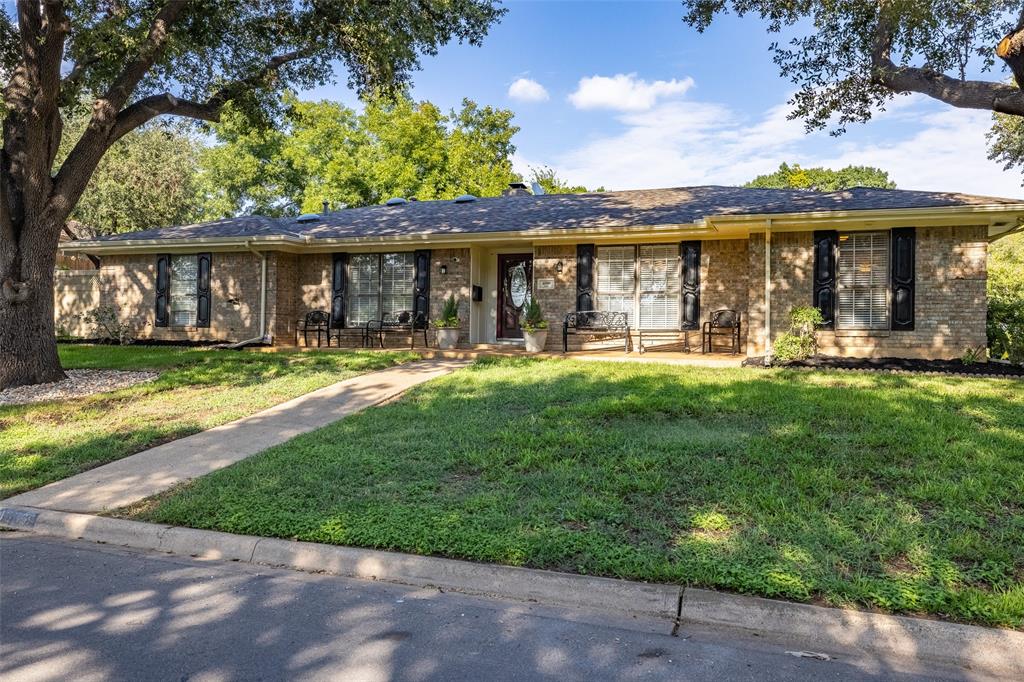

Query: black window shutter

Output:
[576, 244, 595, 311]
[331, 253, 348, 328]
[196, 253, 212, 328]
[413, 249, 431, 322]
[812, 230, 838, 329]
[680, 241, 701, 329]
[155, 254, 170, 327]
[890, 227, 915, 331]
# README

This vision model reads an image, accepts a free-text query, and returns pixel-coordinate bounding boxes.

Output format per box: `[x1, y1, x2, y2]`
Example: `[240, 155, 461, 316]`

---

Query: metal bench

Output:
[366, 310, 429, 349]
[296, 310, 331, 347]
[702, 309, 741, 354]
[562, 311, 630, 353]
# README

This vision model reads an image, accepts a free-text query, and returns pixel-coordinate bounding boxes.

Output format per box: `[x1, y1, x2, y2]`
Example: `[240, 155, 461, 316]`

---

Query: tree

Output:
[744, 163, 897, 191]
[987, 111, 1024, 178]
[199, 94, 520, 216]
[528, 166, 603, 194]
[61, 113, 203, 234]
[681, 2, 1024, 132]
[0, 0, 504, 389]
[988, 232, 1024, 362]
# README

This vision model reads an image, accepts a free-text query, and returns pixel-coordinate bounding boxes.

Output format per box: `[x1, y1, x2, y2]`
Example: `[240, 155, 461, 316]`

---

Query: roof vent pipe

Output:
[322, 200, 329, 213]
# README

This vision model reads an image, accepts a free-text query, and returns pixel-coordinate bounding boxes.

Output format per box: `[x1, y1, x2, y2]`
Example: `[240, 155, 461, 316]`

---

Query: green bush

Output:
[772, 305, 824, 364]
[433, 295, 459, 329]
[988, 233, 1024, 364]
[522, 298, 548, 332]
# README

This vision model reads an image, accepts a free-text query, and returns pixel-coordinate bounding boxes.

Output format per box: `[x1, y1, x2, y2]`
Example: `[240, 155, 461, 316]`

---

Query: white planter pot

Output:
[436, 328, 459, 350]
[523, 329, 548, 353]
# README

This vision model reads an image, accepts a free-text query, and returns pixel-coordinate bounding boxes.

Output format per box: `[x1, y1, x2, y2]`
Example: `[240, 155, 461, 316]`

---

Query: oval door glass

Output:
[510, 264, 528, 307]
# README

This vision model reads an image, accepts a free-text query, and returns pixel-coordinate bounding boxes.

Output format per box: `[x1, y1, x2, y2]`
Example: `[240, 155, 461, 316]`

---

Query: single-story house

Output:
[57, 183, 1024, 358]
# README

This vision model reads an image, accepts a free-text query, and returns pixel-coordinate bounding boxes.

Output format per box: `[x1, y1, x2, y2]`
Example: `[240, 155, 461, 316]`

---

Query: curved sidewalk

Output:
[4, 358, 467, 514]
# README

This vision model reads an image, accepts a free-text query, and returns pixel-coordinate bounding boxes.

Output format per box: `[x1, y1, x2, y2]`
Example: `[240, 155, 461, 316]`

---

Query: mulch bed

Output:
[742, 355, 1024, 378]
[0, 369, 159, 406]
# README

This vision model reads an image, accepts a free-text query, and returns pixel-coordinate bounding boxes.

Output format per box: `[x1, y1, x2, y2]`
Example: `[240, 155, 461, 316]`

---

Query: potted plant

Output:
[433, 295, 460, 349]
[521, 298, 549, 353]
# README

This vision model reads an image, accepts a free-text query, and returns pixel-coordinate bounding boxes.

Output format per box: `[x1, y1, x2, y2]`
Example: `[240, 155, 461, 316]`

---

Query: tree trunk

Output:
[0, 215, 65, 390]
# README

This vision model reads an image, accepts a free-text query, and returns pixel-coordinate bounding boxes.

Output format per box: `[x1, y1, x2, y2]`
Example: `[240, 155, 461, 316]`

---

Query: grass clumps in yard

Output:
[0, 345, 417, 497]
[134, 357, 1024, 628]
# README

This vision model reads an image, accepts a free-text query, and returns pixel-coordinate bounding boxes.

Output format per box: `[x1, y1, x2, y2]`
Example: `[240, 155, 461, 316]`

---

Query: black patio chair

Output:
[702, 309, 741, 354]
[296, 310, 331, 348]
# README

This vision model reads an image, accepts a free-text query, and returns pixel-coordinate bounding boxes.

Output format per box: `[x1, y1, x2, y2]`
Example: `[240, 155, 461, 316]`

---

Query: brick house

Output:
[57, 184, 1024, 359]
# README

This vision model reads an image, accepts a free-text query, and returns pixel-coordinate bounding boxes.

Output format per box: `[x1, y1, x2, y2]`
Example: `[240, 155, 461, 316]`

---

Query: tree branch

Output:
[110, 93, 218, 141]
[997, 10, 1024, 88]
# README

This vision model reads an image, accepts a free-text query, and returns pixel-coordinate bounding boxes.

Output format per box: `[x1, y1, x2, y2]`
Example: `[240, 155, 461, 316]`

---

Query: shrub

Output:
[522, 298, 548, 333]
[80, 305, 133, 345]
[433, 295, 459, 329]
[772, 305, 824, 364]
[988, 234, 1024, 364]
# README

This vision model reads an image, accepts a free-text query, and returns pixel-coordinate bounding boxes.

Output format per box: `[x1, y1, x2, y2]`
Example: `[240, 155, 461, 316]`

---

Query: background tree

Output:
[988, 232, 1024, 363]
[200, 95, 520, 216]
[681, 2, 1024, 132]
[0, 0, 504, 389]
[987, 111, 1024, 178]
[744, 163, 897, 191]
[60, 113, 203, 234]
[528, 166, 603, 194]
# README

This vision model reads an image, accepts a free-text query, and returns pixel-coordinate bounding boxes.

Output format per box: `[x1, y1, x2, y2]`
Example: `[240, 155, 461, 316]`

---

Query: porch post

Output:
[764, 219, 772, 364]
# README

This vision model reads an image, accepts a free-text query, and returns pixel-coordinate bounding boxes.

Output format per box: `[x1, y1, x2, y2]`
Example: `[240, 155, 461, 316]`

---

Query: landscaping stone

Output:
[0, 369, 158, 406]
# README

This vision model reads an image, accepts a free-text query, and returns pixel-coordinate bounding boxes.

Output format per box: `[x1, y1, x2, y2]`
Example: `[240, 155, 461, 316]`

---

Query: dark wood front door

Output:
[497, 253, 533, 339]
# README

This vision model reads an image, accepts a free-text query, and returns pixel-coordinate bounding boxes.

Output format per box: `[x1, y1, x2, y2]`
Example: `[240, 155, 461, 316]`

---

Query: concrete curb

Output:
[3, 505, 1021, 678]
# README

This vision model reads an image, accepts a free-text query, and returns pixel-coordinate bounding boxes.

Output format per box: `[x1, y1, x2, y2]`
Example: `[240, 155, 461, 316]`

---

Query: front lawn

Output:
[0, 345, 417, 497]
[133, 357, 1024, 627]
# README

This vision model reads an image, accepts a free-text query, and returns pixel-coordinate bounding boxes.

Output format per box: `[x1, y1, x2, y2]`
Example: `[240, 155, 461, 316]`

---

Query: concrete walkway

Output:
[4, 358, 467, 514]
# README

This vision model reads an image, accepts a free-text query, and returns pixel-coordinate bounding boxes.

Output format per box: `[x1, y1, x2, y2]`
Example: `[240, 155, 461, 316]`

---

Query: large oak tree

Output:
[682, 1, 1024, 131]
[0, 0, 504, 390]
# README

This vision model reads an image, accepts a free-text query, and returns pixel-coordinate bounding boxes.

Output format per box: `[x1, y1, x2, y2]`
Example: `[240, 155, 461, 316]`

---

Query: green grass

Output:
[132, 357, 1024, 628]
[0, 345, 418, 497]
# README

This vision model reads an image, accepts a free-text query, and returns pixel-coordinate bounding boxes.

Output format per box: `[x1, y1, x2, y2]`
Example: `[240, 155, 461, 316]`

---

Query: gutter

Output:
[225, 242, 271, 349]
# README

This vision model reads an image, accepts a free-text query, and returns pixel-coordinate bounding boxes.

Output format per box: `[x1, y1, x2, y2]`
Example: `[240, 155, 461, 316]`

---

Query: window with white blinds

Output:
[837, 232, 889, 330]
[596, 246, 635, 317]
[381, 252, 415, 316]
[347, 254, 381, 326]
[596, 244, 682, 329]
[169, 255, 198, 326]
[639, 244, 680, 328]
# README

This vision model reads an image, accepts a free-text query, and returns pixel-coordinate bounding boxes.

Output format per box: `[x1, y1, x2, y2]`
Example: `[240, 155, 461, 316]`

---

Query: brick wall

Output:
[746, 226, 987, 359]
[54, 252, 264, 343]
[430, 248, 472, 344]
[53, 270, 102, 338]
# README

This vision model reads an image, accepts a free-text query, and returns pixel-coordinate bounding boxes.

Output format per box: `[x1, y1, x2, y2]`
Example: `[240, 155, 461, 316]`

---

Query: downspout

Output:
[763, 219, 772, 365]
[225, 242, 270, 349]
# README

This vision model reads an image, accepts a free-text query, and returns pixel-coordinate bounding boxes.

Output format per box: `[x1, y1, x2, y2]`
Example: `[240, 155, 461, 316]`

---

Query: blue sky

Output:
[305, 1, 1023, 198]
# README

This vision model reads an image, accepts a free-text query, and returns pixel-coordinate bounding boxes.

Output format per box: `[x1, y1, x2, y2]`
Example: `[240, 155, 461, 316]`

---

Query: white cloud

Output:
[543, 94, 1023, 198]
[507, 77, 549, 103]
[568, 73, 695, 112]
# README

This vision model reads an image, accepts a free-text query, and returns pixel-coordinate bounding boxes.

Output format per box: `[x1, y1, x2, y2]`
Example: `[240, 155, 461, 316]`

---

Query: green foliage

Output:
[56, 112, 203, 233]
[527, 166, 603, 195]
[139, 357, 1024, 627]
[522, 298, 548, 332]
[961, 346, 986, 365]
[988, 232, 1024, 363]
[988, 111, 1024, 182]
[681, 2, 1022, 131]
[79, 306, 133, 345]
[0, 346, 417, 497]
[199, 94, 520, 217]
[745, 163, 896, 192]
[434, 295, 460, 329]
[772, 306, 824, 364]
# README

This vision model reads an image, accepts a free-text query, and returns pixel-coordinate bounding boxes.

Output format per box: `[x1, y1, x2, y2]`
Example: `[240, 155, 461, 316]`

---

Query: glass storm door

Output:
[497, 253, 533, 339]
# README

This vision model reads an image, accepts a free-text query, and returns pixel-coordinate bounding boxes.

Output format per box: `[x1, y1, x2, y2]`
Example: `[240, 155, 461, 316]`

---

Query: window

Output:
[639, 244, 680, 328]
[345, 252, 415, 326]
[837, 232, 889, 330]
[596, 246, 635, 317]
[596, 244, 682, 328]
[169, 255, 198, 326]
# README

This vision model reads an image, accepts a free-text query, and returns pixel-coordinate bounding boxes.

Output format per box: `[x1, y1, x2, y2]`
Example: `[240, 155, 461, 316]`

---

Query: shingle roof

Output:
[91, 185, 1023, 243]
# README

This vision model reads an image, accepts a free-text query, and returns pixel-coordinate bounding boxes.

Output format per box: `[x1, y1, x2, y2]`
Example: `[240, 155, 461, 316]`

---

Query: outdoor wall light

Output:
[439, 264, 448, 275]
[555, 261, 564, 274]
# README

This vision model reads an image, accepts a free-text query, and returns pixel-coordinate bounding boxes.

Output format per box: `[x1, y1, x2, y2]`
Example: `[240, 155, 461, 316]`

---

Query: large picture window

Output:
[595, 244, 681, 329]
[346, 252, 415, 326]
[169, 255, 198, 326]
[837, 232, 889, 330]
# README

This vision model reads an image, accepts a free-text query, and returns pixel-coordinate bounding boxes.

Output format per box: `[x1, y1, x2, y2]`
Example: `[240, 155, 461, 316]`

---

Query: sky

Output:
[303, 0, 1023, 199]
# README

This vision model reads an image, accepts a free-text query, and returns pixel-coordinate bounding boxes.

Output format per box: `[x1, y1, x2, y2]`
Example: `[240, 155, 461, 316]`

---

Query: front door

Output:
[497, 253, 533, 339]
